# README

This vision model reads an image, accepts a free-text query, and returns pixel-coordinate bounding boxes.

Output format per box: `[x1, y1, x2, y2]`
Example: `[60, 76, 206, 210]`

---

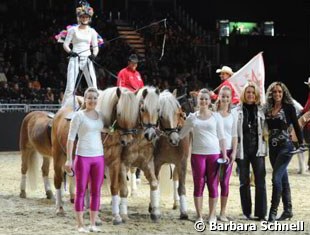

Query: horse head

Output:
[136, 86, 160, 141]
[97, 87, 139, 146]
[159, 90, 186, 146]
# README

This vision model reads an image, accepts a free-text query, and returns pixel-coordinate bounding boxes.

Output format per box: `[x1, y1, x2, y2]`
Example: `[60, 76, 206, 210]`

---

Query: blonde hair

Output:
[197, 88, 212, 109]
[80, 87, 99, 110]
[214, 85, 232, 112]
[240, 82, 261, 105]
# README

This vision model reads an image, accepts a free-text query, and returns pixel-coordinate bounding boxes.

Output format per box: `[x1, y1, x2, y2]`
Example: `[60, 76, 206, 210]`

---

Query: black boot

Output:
[268, 184, 281, 223]
[268, 208, 277, 223]
[278, 184, 293, 221]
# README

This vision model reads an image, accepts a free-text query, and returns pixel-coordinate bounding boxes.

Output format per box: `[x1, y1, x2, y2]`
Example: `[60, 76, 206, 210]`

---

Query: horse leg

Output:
[53, 149, 66, 216]
[109, 158, 122, 225]
[120, 163, 130, 222]
[41, 156, 54, 200]
[172, 166, 180, 210]
[142, 161, 160, 222]
[20, 148, 32, 198]
[177, 160, 188, 220]
[297, 152, 306, 174]
[130, 166, 138, 197]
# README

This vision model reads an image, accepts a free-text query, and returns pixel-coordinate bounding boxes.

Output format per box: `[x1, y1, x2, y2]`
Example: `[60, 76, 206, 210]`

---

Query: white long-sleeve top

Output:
[63, 25, 99, 57]
[68, 110, 104, 156]
[179, 111, 225, 155]
[220, 112, 238, 150]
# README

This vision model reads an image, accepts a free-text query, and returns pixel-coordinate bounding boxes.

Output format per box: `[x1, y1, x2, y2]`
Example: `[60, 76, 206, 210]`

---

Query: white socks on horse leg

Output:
[179, 195, 187, 214]
[20, 174, 26, 191]
[112, 195, 120, 215]
[298, 152, 306, 173]
[43, 176, 51, 192]
[173, 180, 180, 204]
[55, 189, 63, 208]
[150, 189, 160, 215]
[120, 197, 128, 215]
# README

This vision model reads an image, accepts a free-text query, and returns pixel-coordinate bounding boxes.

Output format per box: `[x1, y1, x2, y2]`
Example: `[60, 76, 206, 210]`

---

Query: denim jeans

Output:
[269, 141, 294, 211]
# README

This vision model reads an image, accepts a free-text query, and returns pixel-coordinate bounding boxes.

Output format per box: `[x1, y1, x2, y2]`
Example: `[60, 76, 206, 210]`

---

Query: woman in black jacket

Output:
[265, 82, 306, 222]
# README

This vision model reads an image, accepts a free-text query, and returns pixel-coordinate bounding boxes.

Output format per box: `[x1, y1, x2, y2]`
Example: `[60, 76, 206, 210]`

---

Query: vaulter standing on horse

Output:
[61, 0, 100, 106]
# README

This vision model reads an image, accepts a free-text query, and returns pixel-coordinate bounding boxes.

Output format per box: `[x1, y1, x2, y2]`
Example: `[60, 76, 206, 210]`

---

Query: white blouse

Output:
[68, 110, 104, 157]
[180, 111, 225, 155]
[63, 25, 99, 57]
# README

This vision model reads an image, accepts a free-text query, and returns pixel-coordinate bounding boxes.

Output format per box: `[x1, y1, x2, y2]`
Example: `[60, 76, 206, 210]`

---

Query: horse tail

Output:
[27, 151, 40, 190]
[159, 163, 174, 197]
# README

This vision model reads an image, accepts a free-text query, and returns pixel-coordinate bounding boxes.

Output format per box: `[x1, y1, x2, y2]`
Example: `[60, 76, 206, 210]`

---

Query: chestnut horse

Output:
[19, 111, 54, 200]
[51, 87, 140, 219]
[117, 86, 161, 222]
[154, 90, 190, 219]
[96, 87, 140, 225]
[19, 96, 84, 201]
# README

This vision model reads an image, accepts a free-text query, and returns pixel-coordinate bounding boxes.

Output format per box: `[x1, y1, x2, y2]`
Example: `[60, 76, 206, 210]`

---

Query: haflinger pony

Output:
[96, 86, 140, 225]
[153, 90, 190, 220]
[19, 96, 83, 202]
[19, 111, 54, 200]
[117, 86, 161, 222]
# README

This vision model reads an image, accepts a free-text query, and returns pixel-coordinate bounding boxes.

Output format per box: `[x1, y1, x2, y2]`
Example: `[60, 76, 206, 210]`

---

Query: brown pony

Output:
[154, 90, 190, 220]
[117, 86, 161, 222]
[19, 111, 54, 200]
[96, 87, 140, 225]
[19, 96, 84, 202]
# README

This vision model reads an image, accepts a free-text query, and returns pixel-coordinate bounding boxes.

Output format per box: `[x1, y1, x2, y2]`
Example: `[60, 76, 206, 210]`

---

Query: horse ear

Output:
[172, 89, 177, 97]
[142, 88, 148, 99]
[155, 88, 160, 95]
[116, 87, 121, 98]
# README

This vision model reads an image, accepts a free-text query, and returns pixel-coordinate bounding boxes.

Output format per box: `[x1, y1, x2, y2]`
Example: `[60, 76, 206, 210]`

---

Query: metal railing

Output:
[0, 103, 61, 113]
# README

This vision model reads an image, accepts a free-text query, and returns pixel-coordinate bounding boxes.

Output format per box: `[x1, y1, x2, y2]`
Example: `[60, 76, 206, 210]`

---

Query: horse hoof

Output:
[46, 190, 55, 200]
[121, 214, 129, 223]
[70, 198, 74, 204]
[56, 207, 65, 216]
[150, 213, 161, 222]
[112, 215, 122, 225]
[172, 203, 179, 210]
[20, 190, 26, 198]
[180, 213, 189, 220]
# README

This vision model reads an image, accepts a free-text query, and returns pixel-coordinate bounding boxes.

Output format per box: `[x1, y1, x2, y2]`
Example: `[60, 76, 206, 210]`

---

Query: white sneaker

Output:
[218, 215, 229, 222]
[208, 216, 217, 224]
[77, 227, 89, 233]
[88, 225, 101, 232]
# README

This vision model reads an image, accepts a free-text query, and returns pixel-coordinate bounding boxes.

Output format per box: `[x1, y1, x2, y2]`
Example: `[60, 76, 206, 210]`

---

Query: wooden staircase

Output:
[116, 25, 146, 58]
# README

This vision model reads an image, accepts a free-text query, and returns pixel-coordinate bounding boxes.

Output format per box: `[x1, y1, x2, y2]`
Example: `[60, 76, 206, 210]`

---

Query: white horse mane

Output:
[117, 89, 139, 126]
[137, 86, 160, 117]
[159, 90, 181, 123]
[96, 87, 119, 126]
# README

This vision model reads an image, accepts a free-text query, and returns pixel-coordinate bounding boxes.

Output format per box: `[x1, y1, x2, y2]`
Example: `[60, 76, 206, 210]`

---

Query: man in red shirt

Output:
[117, 54, 144, 92]
[209, 66, 239, 104]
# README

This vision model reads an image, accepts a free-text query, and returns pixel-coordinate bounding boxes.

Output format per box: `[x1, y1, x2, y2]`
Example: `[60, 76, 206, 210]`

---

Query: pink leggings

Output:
[220, 150, 233, 197]
[74, 155, 104, 211]
[191, 154, 220, 198]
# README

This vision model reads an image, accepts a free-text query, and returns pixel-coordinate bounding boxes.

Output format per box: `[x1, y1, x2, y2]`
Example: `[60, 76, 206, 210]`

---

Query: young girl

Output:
[214, 86, 238, 222]
[65, 87, 104, 232]
[179, 89, 228, 224]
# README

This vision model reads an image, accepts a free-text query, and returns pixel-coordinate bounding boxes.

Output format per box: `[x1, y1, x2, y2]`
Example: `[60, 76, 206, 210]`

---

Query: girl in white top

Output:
[179, 89, 228, 224]
[62, 1, 99, 106]
[214, 86, 238, 222]
[65, 87, 104, 233]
